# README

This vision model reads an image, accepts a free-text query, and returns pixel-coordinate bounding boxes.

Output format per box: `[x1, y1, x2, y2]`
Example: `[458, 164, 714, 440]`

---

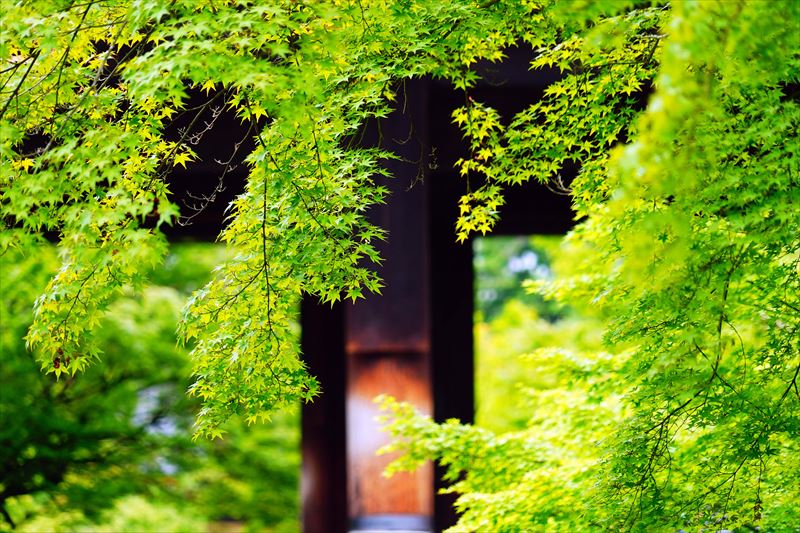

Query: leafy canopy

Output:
[2, 0, 800, 529]
[1, 0, 531, 436]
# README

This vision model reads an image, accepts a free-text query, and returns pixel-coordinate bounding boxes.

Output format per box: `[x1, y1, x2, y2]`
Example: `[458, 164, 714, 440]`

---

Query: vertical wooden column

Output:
[345, 78, 434, 532]
[301, 76, 479, 533]
[427, 79, 476, 532]
[301, 298, 348, 533]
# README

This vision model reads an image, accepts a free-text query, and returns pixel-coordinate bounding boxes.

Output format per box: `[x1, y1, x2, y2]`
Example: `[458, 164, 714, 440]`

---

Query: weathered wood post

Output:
[344, 77, 434, 531]
[300, 77, 476, 533]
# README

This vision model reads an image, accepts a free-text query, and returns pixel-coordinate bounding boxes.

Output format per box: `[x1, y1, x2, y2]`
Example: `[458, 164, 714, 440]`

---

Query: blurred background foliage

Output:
[473, 236, 561, 324]
[0, 244, 300, 532]
[474, 236, 609, 432]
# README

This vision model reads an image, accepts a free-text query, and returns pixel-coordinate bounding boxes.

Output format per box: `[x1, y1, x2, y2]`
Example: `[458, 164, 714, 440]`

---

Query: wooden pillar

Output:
[345, 78, 434, 532]
[171, 44, 567, 533]
[301, 79, 438, 533]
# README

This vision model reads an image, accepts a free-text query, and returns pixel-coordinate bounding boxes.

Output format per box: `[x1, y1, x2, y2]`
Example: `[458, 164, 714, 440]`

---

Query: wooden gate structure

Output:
[169, 46, 572, 533]
[299, 49, 572, 533]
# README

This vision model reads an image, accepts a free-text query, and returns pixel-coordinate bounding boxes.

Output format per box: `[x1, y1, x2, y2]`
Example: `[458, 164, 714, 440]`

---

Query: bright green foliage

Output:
[381, 1, 800, 531]
[6, 495, 207, 533]
[381, 241, 624, 531]
[2, 0, 537, 436]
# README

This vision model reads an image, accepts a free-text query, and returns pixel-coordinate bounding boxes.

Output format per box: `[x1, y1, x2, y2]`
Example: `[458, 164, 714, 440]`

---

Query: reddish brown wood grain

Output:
[346, 352, 433, 518]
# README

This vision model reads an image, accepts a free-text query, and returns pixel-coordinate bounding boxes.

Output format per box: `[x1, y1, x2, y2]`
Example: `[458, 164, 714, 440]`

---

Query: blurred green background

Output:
[2, 235, 586, 532]
[0, 244, 300, 533]
[474, 236, 606, 432]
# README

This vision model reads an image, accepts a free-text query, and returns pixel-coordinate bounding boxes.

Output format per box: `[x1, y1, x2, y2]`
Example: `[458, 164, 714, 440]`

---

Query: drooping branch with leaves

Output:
[1, 0, 530, 435]
[2, 0, 799, 529]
